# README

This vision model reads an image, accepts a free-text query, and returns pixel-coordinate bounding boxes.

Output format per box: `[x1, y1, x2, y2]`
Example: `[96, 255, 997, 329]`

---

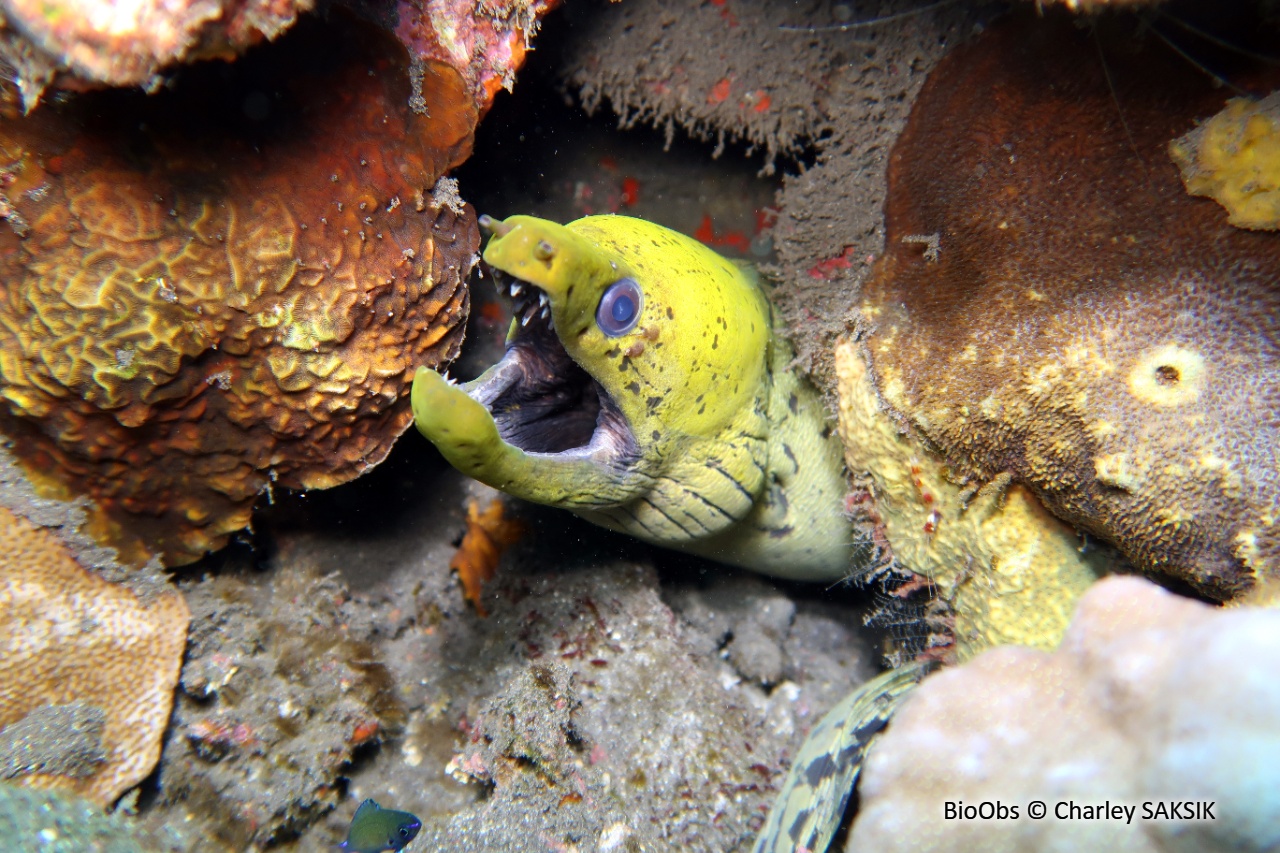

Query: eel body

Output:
[412, 214, 857, 580]
[413, 213, 911, 853]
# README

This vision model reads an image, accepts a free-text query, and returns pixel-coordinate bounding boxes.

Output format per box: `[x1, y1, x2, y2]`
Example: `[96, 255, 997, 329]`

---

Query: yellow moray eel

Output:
[413, 214, 856, 579]
[412, 213, 901, 853]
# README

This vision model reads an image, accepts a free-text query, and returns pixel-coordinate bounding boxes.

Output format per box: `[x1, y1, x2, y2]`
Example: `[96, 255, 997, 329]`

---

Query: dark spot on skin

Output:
[647, 396, 662, 411]
[1155, 364, 1180, 385]
[567, 284, 575, 300]
[712, 334, 718, 350]
[768, 525, 795, 540]
[627, 382, 641, 395]
[697, 403, 706, 415]
[787, 810, 813, 845]
[652, 430, 661, 441]
[788, 393, 798, 414]
[801, 752, 835, 791]
[666, 307, 674, 320]
[783, 444, 798, 469]
[695, 394, 704, 403]
[617, 360, 629, 373]
[850, 714, 890, 746]
[606, 347, 621, 358]
[821, 425, 832, 439]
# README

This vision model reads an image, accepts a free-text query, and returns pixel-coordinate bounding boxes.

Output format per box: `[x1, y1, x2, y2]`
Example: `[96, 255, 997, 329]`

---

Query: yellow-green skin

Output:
[412, 214, 855, 580]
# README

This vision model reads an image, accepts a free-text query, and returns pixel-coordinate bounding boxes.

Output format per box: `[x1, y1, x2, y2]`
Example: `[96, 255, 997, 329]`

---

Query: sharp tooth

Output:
[538, 292, 548, 307]
[511, 282, 523, 297]
[521, 311, 532, 326]
[540, 305, 550, 320]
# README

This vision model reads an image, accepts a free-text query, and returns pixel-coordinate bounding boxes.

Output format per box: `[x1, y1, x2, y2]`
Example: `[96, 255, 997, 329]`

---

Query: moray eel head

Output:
[448, 214, 644, 466]
[414, 214, 854, 579]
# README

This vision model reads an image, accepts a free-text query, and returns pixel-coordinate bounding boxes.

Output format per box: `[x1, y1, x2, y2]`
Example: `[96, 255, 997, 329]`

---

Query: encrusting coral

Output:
[162, 566, 406, 847]
[836, 344, 1118, 661]
[0, 0, 313, 110]
[845, 11, 1280, 611]
[0, 14, 480, 565]
[394, 0, 557, 112]
[0, 499, 189, 807]
[1170, 90, 1280, 231]
[847, 575, 1280, 853]
[0, 0, 556, 113]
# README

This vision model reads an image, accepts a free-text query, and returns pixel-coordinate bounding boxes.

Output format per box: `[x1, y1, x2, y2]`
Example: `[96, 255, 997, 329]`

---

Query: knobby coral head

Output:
[856, 8, 1280, 602]
[0, 13, 480, 564]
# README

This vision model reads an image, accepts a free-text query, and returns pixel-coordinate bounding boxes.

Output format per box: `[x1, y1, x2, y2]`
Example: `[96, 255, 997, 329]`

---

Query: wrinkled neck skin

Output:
[589, 316, 858, 581]
[412, 214, 857, 582]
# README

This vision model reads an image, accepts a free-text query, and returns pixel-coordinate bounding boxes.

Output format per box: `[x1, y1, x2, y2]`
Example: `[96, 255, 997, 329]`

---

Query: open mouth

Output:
[465, 268, 639, 463]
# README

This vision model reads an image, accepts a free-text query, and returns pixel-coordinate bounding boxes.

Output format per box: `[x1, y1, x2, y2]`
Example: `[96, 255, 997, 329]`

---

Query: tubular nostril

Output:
[479, 214, 513, 237]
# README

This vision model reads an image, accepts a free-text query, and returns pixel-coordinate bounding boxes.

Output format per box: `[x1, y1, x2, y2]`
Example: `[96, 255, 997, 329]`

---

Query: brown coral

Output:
[854, 10, 1280, 601]
[1032, 0, 1165, 11]
[0, 503, 189, 807]
[0, 0, 557, 114]
[393, 0, 559, 112]
[0, 15, 478, 565]
[0, 0, 313, 110]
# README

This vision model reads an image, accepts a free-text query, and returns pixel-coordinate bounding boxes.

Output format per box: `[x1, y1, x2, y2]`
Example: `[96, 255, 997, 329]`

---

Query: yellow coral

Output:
[835, 341, 1116, 659]
[1170, 91, 1280, 231]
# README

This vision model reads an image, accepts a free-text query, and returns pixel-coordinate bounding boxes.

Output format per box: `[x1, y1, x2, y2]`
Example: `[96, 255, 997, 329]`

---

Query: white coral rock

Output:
[847, 575, 1280, 853]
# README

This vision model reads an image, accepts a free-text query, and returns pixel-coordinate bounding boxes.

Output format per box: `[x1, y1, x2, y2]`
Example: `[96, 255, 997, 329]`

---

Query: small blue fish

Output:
[340, 798, 421, 852]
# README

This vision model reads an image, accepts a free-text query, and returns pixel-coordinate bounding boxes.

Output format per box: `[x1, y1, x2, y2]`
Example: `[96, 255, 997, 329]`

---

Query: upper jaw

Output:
[495, 267, 556, 334]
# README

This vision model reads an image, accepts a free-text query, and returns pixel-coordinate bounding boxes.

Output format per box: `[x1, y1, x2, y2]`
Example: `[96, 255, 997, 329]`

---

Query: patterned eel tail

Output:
[753, 660, 933, 853]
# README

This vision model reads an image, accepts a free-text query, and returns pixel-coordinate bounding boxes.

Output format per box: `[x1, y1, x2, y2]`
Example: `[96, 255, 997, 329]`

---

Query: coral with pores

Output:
[850, 11, 1280, 602]
[0, 781, 183, 850]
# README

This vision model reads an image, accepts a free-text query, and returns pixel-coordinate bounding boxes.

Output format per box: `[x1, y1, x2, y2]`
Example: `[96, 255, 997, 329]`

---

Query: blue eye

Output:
[596, 278, 643, 337]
